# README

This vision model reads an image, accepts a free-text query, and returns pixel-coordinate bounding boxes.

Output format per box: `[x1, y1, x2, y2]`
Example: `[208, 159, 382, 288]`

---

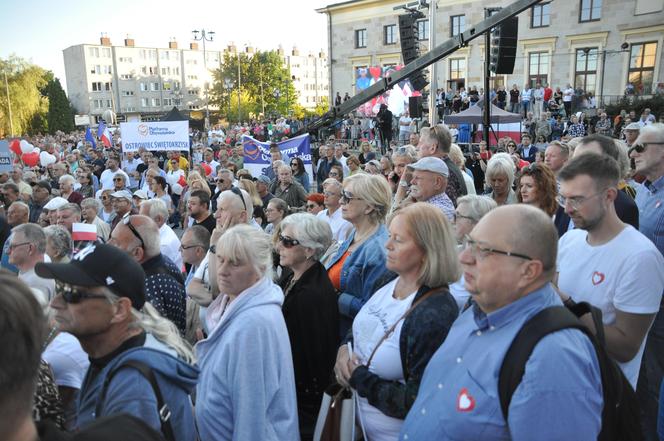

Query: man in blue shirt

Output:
[400, 205, 603, 441]
[631, 123, 664, 441]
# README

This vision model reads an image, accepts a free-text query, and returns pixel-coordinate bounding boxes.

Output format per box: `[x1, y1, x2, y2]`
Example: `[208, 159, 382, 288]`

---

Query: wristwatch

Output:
[209, 245, 216, 254]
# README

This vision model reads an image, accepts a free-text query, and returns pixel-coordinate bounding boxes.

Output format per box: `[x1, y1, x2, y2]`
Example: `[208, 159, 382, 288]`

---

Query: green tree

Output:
[0, 55, 49, 137]
[45, 77, 74, 134]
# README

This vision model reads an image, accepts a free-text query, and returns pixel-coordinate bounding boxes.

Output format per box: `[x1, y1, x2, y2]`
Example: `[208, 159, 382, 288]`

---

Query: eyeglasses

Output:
[462, 235, 533, 261]
[453, 213, 475, 223]
[306, 204, 317, 209]
[123, 214, 146, 249]
[56, 282, 108, 304]
[278, 234, 300, 248]
[328, 172, 340, 177]
[340, 190, 362, 204]
[230, 187, 248, 212]
[8, 242, 31, 251]
[323, 191, 339, 197]
[629, 142, 664, 154]
[557, 189, 606, 211]
[180, 243, 202, 251]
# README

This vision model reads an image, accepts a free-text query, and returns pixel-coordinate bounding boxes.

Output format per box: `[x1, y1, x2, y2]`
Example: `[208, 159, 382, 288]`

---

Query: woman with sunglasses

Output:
[517, 162, 558, 217]
[76, 170, 94, 198]
[305, 193, 325, 215]
[99, 189, 116, 224]
[334, 203, 460, 440]
[326, 173, 396, 337]
[276, 213, 339, 440]
[328, 164, 344, 183]
[290, 157, 310, 192]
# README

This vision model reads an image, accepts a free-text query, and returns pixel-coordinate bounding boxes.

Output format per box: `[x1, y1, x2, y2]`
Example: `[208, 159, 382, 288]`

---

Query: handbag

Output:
[313, 383, 356, 441]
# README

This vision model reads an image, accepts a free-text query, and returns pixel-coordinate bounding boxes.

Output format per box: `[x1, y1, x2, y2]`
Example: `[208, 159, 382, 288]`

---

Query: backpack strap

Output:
[96, 360, 176, 441]
[498, 306, 588, 420]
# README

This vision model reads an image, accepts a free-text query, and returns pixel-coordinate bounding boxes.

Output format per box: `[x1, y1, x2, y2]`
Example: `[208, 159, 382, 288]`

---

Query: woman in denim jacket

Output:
[326, 174, 397, 337]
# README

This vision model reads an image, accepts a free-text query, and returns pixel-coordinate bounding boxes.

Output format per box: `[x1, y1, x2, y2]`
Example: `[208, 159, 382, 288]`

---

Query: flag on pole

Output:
[72, 223, 97, 242]
[97, 120, 106, 138]
[85, 127, 97, 149]
[101, 127, 113, 148]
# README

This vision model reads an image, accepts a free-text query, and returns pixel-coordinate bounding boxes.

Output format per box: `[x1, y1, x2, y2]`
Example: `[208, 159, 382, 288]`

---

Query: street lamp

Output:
[172, 89, 182, 109]
[192, 28, 215, 129]
[224, 78, 233, 128]
[273, 88, 281, 118]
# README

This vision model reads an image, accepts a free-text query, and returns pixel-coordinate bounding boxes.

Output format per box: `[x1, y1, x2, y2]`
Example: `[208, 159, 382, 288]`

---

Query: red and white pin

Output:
[456, 387, 476, 412]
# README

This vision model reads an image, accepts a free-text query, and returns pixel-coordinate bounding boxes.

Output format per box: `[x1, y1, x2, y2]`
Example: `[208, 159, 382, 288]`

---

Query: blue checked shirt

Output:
[636, 177, 664, 257]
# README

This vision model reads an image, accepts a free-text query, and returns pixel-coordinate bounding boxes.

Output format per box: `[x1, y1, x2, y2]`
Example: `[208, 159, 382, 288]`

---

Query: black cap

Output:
[35, 244, 146, 309]
[33, 180, 52, 192]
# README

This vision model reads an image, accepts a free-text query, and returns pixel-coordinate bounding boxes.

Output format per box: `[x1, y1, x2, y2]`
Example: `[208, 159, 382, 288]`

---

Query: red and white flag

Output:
[72, 223, 97, 242]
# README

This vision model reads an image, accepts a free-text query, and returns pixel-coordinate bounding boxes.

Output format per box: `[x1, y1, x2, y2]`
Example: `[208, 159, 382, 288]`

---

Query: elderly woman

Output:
[195, 225, 299, 441]
[43, 225, 73, 263]
[365, 159, 382, 175]
[273, 165, 307, 209]
[517, 162, 558, 217]
[305, 193, 325, 215]
[326, 173, 396, 337]
[76, 170, 94, 198]
[81, 197, 111, 242]
[289, 157, 310, 191]
[449, 195, 497, 311]
[347, 155, 362, 176]
[59, 175, 83, 205]
[335, 203, 460, 440]
[99, 189, 115, 224]
[264, 198, 288, 235]
[485, 152, 518, 205]
[276, 213, 339, 439]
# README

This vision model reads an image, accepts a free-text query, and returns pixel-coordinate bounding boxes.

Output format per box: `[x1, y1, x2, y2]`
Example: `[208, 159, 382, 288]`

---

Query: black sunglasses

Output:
[230, 187, 248, 212]
[278, 234, 300, 248]
[123, 214, 145, 249]
[629, 142, 664, 154]
[56, 282, 107, 304]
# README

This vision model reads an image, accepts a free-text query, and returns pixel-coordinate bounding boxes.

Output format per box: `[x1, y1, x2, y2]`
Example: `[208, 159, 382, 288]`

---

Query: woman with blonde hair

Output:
[326, 173, 397, 337]
[335, 203, 460, 440]
[359, 141, 376, 165]
[238, 178, 267, 226]
[484, 153, 517, 205]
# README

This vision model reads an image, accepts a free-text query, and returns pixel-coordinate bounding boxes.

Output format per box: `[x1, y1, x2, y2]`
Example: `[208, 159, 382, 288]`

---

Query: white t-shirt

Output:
[318, 208, 352, 244]
[42, 332, 90, 389]
[557, 226, 664, 388]
[563, 88, 574, 102]
[159, 224, 183, 271]
[20, 268, 55, 307]
[352, 277, 416, 441]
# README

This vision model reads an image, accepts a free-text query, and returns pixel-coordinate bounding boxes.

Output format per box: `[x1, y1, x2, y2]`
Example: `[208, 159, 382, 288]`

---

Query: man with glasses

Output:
[402, 157, 455, 221]
[109, 215, 187, 334]
[180, 225, 211, 343]
[9, 223, 54, 305]
[211, 169, 234, 213]
[556, 153, 664, 389]
[35, 244, 198, 440]
[401, 204, 603, 440]
[28, 180, 52, 224]
[109, 189, 137, 232]
[630, 123, 664, 440]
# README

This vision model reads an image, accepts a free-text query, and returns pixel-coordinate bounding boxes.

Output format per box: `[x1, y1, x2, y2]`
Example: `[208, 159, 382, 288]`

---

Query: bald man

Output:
[400, 205, 603, 440]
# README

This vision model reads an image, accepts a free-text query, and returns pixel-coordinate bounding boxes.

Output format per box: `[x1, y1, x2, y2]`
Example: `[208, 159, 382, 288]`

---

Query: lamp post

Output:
[172, 89, 182, 110]
[192, 28, 215, 129]
[234, 46, 242, 124]
[224, 78, 233, 128]
[273, 89, 281, 118]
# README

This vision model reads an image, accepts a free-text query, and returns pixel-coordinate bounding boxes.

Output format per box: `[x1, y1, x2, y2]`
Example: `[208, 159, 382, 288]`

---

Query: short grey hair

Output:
[391, 145, 417, 162]
[13, 223, 46, 253]
[272, 160, 286, 169]
[142, 198, 169, 223]
[217, 224, 273, 281]
[486, 152, 516, 188]
[280, 213, 333, 260]
[456, 195, 497, 223]
[57, 203, 81, 218]
[43, 225, 73, 260]
[81, 197, 101, 213]
[59, 174, 75, 186]
[639, 122, 664, 140]
[322, 178, 343, 192]
[131, 215, 161, 257]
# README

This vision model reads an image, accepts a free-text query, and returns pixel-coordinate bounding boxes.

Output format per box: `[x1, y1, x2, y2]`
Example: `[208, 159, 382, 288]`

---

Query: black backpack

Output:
[498, 302, 642, 441]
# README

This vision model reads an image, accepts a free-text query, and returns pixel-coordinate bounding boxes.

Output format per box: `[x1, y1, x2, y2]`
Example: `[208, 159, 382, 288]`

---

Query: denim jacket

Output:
[325, 224, 397, 336]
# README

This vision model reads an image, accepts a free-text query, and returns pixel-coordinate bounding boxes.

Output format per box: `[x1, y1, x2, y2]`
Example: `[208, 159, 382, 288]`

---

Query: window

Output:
[449, 58, 466, 81]
[122, 91, 134, 96]
[103, 65, 112, 75]
[140, 83, 147, 92]
[151, 98, 160, 106]
[417, 19, 429, 41]
[150, 82, 160, 91]
[628, 42, 657, 94]
[574, 48, 598, 93]
[161, 67, 170, 75]
[88, 47, 99, 57]
[173, 81, 181, 91]
[106, 100, 112, 108]
[451, 15, 465, 37]
[119, 57, 133, 63]
[105, 82, 111, 91]
[186, 75, 198, 80]
[186, 59, 198, 65]
[580, 0, 601, 21]
[187, 89, 199, 96]
[120, 74, 133, 80]
[531, 2, 551, 27]
[528, 52, 549, 87]
[160, 51, 170, 60]
[355, 29, 367, 48]
[384, 25, 397, 45]
[91, 82, 102, 91]
[141, 66, 148, 74]
[163, 98, 172, 106]
[102, 48, 111, 57]
[90, 65, 101, 74]
[141, 98, 149, 107]
[173, 67, 180, 75]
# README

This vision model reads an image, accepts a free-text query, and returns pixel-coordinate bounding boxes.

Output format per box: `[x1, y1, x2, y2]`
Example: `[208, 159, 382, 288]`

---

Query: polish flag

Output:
[72, 223, 97, 242]
[101, 128, 113, 148]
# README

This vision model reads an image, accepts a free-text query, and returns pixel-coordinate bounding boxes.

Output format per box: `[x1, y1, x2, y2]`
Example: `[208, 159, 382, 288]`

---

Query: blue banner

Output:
[241, 134, 313, 184]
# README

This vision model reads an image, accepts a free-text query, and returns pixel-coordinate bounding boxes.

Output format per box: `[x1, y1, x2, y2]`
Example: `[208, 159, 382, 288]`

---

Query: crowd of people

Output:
[1, 109, 664, 441]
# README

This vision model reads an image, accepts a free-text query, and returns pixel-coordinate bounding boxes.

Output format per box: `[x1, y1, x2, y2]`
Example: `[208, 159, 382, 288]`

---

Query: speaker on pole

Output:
[399, 13, 429, 92]
[409, 96, 423, 118]
[490, 17, 518, 75]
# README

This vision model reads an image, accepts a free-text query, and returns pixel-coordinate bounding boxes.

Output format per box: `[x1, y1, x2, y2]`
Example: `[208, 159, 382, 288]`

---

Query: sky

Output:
[0, 0, 329, 93]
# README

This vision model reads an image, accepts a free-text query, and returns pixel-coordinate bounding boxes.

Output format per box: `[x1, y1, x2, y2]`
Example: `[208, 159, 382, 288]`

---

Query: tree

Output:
[45, 77, 74, 134]
[0, 55, 49, 137]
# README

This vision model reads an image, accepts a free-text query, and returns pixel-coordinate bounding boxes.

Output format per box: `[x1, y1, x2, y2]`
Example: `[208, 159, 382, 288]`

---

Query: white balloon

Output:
[32, 147, 41, 153]
[39, 151, 56, 167]
[20, 140, 33, 154]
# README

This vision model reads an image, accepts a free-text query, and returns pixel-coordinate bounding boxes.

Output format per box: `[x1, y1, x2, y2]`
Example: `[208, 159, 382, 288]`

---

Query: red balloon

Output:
[200, 163, 212, 176]
[21, 151, 39, 167]
[9, 139, 21, 156]
[369, 67, 382, 80]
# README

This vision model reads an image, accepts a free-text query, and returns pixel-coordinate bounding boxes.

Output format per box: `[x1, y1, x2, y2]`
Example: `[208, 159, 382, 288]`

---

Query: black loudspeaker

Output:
[409, 96, 423, 118]
[490, 17, 518, 75]
[399, 13, 429, 92]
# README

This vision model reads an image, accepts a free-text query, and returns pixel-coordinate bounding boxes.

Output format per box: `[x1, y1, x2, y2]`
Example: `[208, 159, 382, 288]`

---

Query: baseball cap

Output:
[624, 122, 641, 131]
[35, 244, 146, 309]
[44, 196, 69, 211]
[255, 175, 271, 185]
[33, 180, 52, 192]
[407, 157, 449, 177]
[111, 189, 133, 201]
[132, 189, 148, 200]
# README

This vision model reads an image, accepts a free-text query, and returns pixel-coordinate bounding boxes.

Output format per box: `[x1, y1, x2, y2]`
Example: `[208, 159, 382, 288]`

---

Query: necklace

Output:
[42, 326, 59, 351]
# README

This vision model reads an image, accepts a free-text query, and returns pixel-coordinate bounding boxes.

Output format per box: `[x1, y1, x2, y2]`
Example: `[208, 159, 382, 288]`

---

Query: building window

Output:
[151, 98, 160, 106]
[628, 41, 657, 94]
[106, 100, 112, 107]
[163, 82, 171, 91]
[531, 2, 551, 27]
[528, 52, 549, 87]
[120, 74, 133, 80]
[122, 91, 134, 96]
[574, 48, 598, 94]
[141, 98, 149, 107]
[417, 19, 429, 41]
[384, 25, 397, 45]
[355, 29, 367, 48]
[163, 98, 172, 106]
[580, 0, 601, 22]
[102, 48, 111, 57]
[449, 58, 466, 87]
[451, 15, 465, 37]
[89, 47, 99, 57]
[91, 82, 102, 91]
[160, 51, 169, 60]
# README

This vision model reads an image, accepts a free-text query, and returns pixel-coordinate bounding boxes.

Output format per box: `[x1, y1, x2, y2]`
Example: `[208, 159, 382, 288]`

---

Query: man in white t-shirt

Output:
[99, 155, 130, 190]
[317, 178, 352, 244]
[398, 110, 413, 143]
[556, 153, 664, 388]
[562, 84, 574, 116]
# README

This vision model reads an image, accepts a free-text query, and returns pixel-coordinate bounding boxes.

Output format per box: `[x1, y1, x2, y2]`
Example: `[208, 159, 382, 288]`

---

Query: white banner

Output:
[74, 115, 91, 126]
[120, 121, 190, 152]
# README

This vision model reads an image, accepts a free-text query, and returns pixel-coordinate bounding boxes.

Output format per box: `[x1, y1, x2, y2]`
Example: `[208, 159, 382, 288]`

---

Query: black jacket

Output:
[347, 284, 458, 419]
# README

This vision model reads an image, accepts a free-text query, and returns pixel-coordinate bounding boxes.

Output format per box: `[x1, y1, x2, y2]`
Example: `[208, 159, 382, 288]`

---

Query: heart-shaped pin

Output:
[456, 387, 476, 412]
[592, 271, 605, 286]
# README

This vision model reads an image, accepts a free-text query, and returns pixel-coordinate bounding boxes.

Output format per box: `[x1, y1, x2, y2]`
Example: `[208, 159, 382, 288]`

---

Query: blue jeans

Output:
[637, 305, 664, 441]
[522, 101, 530, 117]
